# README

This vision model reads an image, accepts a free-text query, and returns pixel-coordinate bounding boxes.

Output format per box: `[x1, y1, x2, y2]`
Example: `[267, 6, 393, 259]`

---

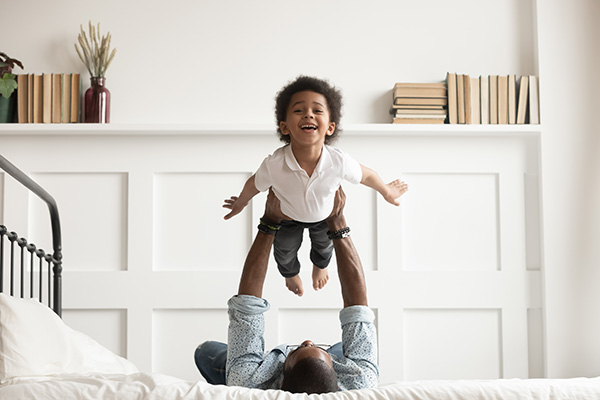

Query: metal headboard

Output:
[0, 153, 62, 316]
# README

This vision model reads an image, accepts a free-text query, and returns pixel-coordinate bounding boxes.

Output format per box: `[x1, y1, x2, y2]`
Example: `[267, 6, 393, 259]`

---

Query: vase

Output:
[84, 77, 110, 123]
[0, 94, 16, 123]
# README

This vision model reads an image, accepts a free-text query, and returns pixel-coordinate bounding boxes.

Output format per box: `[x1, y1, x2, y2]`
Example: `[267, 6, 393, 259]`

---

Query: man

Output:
[194, 188, 378, 394]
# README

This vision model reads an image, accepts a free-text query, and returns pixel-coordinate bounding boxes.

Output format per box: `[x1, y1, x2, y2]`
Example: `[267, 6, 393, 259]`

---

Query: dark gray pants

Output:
[274, 220, 333, 277]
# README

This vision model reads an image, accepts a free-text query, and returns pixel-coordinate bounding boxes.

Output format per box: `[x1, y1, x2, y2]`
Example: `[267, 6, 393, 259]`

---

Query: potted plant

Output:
[74, 21, 116, 123]
[0, 52, 24, 123]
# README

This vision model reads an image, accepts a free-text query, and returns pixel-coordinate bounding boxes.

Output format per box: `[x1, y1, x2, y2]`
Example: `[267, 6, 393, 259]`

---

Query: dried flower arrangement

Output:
[74, 21, 117, 78]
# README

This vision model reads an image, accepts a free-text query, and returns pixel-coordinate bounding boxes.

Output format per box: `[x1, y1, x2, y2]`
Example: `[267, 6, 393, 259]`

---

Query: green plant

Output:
[74, 21, 117, 78]
[0, 52, 24, 99]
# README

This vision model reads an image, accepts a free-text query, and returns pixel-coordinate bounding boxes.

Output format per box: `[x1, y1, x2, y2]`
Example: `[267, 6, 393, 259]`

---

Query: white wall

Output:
[3, 0, 600, 379]
[536, 0, 600, 378]
[5, 0, 534, 124]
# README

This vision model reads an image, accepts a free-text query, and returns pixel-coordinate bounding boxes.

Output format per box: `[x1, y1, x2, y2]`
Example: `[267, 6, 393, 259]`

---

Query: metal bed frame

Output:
[0, 153, 62, 316]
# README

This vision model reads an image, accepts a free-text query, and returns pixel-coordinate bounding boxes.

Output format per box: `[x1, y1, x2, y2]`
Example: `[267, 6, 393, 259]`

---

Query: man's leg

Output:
[194, 341, 228, 384]
[308, 220, 333, 290]
[274, 221, 305, 295]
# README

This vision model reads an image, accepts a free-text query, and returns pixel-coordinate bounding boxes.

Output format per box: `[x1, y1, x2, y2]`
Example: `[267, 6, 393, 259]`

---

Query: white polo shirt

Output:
[254, 145, 362, 222]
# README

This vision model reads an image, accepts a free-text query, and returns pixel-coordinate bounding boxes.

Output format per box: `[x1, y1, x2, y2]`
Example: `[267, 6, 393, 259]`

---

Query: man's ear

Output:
[280, 121, 290, 135]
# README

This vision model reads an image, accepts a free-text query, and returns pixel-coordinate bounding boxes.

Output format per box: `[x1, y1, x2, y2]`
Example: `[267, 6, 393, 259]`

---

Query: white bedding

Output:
[1, 294, 600, 399]
[1, 373, 600, 400]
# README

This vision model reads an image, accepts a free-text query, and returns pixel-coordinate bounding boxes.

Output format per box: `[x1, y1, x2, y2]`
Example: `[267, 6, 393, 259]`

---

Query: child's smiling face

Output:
[280, 91, 335, 149]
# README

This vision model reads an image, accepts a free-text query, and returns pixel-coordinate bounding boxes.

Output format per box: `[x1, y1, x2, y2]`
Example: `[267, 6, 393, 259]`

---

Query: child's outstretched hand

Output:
[384, 179, 409, 206]
[223, 196, 248, 220]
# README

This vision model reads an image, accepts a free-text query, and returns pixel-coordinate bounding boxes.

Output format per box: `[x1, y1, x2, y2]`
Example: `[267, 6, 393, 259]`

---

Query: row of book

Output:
[390, 82, 448, 124]
[446, 72, 539, 125]
[390, 73, 540, 125]
[16, 73, 80, 123]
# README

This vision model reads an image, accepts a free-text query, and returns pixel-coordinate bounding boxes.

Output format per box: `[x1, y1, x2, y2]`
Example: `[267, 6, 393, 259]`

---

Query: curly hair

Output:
[281, 357, 338, 394]
[274, 75, 344, 145]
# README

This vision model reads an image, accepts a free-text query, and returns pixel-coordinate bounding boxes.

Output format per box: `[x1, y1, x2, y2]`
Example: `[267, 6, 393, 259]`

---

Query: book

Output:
[393, 97, 448, 106]
[70, 73, 80, 123]
[463, 74, 472, 124]
[27, 74, 33, 123]
[393, 82, 447, 98]
[32, 74, 43, 123]
[34, 75, 43, 122]
[393, 117, 446, 124]
[489, 75, 498, 124]
[529, 75, 539, 124]
[497, 75, 508, 124]
[394, 82, 447, 88]
[457, 74, 465, 124]
[51, 74, 62, 123]
[17, 74, 28, 123]
[446, 72, 457, 124]
[61, 73, 71, 123]
[508, 74, 516, 124]
[516, 75, 529, 124]
[392, 113, 447, 119]
[391, 104, 446, 110]
[469, 77, 480, 124]
[480, 75, 489, 124]
[42, 73, 52, 123]
[392, 108, 448, 115]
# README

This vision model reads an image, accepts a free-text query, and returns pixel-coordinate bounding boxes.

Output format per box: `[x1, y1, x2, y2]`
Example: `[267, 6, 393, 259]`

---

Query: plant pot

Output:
[0, 94, 16, 123]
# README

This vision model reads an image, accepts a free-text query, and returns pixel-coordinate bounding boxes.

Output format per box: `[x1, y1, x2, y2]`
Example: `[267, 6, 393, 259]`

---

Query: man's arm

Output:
[326, 187, 367, 307]
[237, 188, 286, 297]
[226, 189, 288, 388]
[327, 187, 379, 389]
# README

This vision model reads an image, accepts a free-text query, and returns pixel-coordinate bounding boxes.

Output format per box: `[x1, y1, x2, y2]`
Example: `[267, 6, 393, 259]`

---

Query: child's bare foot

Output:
[312, 265, 329, 291]
[285, 275, 304, 296]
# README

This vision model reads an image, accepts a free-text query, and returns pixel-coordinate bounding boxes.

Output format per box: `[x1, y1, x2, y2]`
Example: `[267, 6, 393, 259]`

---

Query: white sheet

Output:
[0, 294, 138, 381]
[1, 373, 599, 400]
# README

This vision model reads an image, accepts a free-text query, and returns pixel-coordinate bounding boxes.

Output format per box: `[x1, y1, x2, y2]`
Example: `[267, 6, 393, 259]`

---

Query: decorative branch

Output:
[74, 21, 117, 78]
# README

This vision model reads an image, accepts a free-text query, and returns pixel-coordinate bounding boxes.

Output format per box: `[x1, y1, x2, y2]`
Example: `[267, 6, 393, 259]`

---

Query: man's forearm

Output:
[327, 206, 368, 307]
[237, 231, 275, 298]
[332, 235, 368, 307]
[237, 189, 285, 298]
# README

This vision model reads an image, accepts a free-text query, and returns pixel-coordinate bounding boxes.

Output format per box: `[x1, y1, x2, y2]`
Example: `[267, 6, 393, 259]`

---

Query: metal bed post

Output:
[0, 153, 62, 316]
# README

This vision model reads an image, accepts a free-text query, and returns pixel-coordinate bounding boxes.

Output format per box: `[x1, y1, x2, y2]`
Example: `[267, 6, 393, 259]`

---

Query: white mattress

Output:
[1, 373, 599, 400]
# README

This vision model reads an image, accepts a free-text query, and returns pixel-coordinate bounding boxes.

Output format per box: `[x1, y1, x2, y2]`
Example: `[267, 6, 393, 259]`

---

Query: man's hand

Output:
[326, 186, 347, 232]
[262, 189, 288, 225]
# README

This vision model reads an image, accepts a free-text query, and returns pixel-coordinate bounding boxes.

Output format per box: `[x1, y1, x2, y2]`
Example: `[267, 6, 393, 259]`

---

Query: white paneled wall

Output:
[0, 125, 542, 383]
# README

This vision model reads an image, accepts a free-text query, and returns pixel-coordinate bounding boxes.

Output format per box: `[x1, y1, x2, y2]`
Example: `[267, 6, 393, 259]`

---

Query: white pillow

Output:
[0, 293, 138, 381]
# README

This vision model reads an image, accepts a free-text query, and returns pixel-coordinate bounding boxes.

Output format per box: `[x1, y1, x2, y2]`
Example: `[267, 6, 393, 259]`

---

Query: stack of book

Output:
[390, 82, 448, 124]
[446, 72, 539, 124]
[16, 73, 80, 123]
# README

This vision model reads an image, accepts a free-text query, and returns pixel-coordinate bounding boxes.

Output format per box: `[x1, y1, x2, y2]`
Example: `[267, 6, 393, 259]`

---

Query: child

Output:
[223, 76, 408, 296]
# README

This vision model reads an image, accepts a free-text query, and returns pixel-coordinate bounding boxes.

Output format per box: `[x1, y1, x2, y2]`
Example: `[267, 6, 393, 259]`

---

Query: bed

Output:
[1, 152, 599, 400]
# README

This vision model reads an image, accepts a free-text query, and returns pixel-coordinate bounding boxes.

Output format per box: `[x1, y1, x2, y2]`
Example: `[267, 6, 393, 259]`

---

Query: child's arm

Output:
[223, 174, 260, 220]
[360, 164, 408, 206]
